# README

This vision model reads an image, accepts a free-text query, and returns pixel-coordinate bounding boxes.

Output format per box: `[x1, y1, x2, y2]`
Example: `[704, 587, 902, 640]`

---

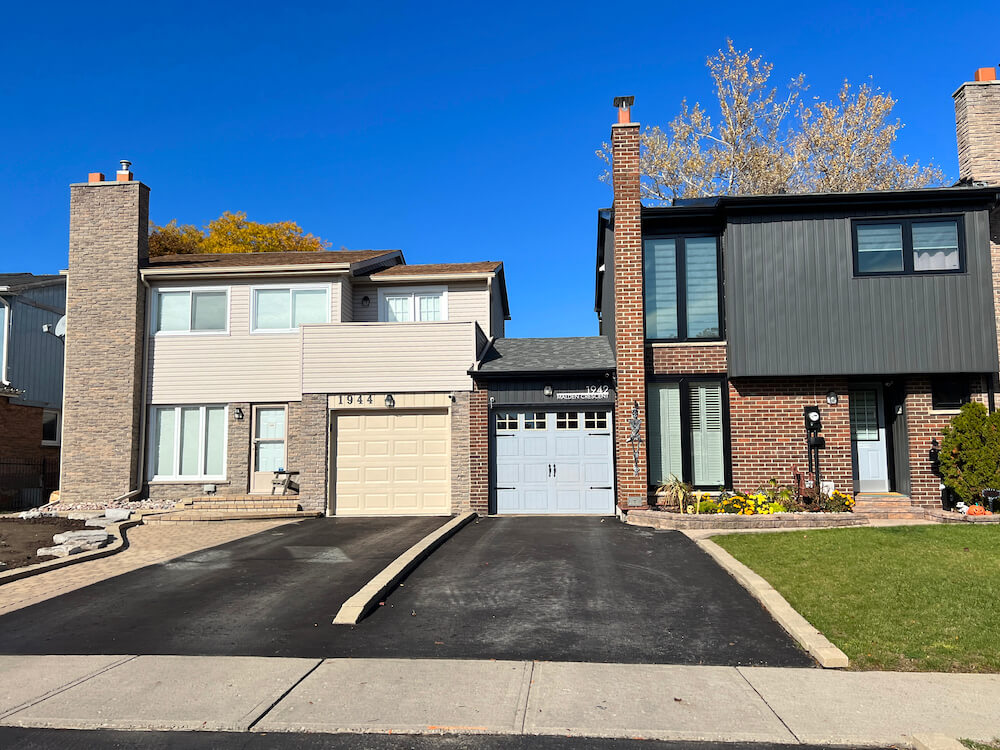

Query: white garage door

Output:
[494, 409, 614, 515]
[333, 410, 450, 516]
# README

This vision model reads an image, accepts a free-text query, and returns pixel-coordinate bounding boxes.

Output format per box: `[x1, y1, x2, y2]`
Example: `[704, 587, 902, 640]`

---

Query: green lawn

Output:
[713, 525, 1000, 672]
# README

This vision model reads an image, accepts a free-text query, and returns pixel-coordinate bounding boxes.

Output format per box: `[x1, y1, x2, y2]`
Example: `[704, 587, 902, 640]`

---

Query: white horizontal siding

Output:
[301, 322, 475, 393]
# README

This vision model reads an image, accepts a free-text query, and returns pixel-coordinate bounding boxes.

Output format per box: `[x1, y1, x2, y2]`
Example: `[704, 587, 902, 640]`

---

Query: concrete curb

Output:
[333, 512, 477, 625]
[910, 735, 970, 750]
[697, 538, 850, 669]
[0, 512, 162, 586]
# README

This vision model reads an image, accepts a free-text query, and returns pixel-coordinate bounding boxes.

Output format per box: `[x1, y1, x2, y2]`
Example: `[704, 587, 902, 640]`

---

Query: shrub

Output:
[939, 402, 1000, 505]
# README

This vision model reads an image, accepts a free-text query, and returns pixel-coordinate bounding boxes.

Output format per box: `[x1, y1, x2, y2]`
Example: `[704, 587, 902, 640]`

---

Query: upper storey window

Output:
[379, 288, 447, 322]
[644, 236, 722, 341]
[154, 288, 228, 334]
[853, 217, 963, 276]
[252, 285, 329, 332]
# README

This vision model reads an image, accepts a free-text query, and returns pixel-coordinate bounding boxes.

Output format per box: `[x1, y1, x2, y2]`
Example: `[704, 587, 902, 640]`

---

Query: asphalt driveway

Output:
[0, 516, 810, 666]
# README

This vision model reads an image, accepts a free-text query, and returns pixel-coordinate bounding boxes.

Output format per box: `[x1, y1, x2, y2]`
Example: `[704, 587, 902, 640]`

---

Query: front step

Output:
[854, 493, 927, 519]
[175, 494, 302, 511]
[145, 509, 322, 524]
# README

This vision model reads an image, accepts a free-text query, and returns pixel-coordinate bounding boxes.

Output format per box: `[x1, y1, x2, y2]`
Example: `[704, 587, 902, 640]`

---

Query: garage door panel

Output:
[555, 438, 581, 457]
[334, 410, 450, 516]
[497, 464, 518, 483]
[584, 438, 610, 456]
[558, 464, 580, 483]
[523, 490, 549, 510]
[523, 462, 548, 483]
[496, 437, 519, 457]
[584, 463, 610, 483]
[585, 489, 612, 510]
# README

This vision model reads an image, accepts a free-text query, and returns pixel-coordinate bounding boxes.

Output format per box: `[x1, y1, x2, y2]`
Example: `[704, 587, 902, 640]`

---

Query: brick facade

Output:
[469, 384, 489, 515]
[286, 394, 328, 514]
[610, 118, 647, 508]
[0, 397, 60, 463]
[61, 180, 148, 504]
[449, 391, 472, 513]
[650, 343, 727, 375]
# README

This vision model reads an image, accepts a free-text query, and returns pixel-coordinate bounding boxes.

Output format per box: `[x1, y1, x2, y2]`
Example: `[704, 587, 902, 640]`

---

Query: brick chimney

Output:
[610, 96, 648, 509]
[61, 168, 149, 504]
[954, 66, 1000, 184]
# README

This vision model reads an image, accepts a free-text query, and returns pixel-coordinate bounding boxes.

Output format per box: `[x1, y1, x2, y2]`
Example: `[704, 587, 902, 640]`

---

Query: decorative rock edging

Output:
[697, 538, 850, 669]
[925, 508, 1000, 524]
[0, 513, 159, 586]
[626, 509, 867, 531]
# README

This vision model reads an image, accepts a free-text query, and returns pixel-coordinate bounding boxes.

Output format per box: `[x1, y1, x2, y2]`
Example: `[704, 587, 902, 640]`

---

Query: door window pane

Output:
[685, 237, 720, 339]
[156, 292, 189, 332]
[255, 442, 285, 472]
[644, 239, 678, 339]
[292, 289, 328, 326]
[178, 407, 202, 476]
[204, 407, 225, 476]
[417, 294, 442, 321]
[690, 383, 725, 486]
[648, 383, 682, 485]
[191, 291, 227, 331]
[385, 295, 412, 322]
[153, 408, 176, 477]
[913, 220, 960, 271]
[256, 408, 286, 440]
[254, 289, 291, 330]
[857, 224, 904, 273]
[850, 390, 879, 441]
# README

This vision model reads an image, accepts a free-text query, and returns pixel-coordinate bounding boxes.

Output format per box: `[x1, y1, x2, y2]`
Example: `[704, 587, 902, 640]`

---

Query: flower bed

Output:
[626, 508, 867, 531]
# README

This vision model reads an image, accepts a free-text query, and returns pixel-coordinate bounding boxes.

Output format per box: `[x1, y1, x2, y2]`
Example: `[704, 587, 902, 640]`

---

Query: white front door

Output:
[850, 387, 889, 492]
[251, 406, 287, 493]
[494, 410, 614, 515]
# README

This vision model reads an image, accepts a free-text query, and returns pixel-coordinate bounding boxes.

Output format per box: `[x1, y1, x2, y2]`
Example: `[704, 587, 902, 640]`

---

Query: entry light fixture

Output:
[826, 391, 839, 406]
[361, 295, 371, 307]
[385, 394, 395, 408]
[543, 384, 554, 397]
[234, 407, 245, 420]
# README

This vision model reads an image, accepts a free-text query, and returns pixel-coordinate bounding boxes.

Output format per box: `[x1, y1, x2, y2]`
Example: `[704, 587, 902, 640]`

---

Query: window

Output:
[556, 412, 579, 430]
[644, 236, 722, 341]
[849, 390, 880, 440]
[254, 406, 286, 473]
[853, 217, 963, 276]
[150, 405, 226, 480]
[584, 411, 608, 430]
[42, 409, 60, 445]
[648, 379, 727, 487]
[495, 412, 518, 431]
[379, 288, 447, 322]
[931, 376, 971, 411]
[523, 412, 546, 430]
[252, 286, 329, 331]
[154, 288, 228, 333]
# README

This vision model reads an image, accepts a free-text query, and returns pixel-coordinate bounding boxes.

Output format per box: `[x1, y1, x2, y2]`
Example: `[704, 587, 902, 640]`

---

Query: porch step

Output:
[854, 493, 928, 520]
[144, 509, 322, 524]
[175, 495, 302, 512]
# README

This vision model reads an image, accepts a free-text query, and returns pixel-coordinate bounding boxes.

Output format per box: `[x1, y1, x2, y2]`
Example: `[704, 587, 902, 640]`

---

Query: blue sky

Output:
[0, 1, 993, 337]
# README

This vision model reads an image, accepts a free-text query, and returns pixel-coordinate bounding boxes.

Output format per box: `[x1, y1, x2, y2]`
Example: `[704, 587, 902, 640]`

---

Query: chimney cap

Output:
[118, 159, 132, 171]
[613, 96, 635, 109]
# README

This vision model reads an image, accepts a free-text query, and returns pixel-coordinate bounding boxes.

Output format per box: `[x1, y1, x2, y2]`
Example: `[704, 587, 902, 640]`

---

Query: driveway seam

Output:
[735, 666, 801, 744]
[245, 658, 325, 731]
[519, 661, 536, 734]
[0, 655, 138, 721]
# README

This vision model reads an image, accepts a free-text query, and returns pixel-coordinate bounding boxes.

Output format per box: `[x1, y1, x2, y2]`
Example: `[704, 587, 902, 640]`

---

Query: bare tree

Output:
[598, 40, 943, 203]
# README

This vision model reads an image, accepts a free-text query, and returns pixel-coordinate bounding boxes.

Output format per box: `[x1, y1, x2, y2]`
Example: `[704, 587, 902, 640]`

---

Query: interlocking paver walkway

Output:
[0, 520, 292, 617]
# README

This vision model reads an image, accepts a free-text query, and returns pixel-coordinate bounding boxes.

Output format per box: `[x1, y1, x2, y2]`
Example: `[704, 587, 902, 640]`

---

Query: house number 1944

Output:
[336, 394, 375, 405]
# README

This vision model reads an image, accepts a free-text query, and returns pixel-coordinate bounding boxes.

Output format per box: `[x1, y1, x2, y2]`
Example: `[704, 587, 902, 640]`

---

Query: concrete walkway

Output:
[0, 655, 996, 746]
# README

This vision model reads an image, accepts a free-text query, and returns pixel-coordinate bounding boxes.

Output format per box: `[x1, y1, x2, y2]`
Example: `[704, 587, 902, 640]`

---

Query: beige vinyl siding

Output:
[352, 280, 490, 329]
[148, 276, 345, 404]
[301, 321, 475, 393]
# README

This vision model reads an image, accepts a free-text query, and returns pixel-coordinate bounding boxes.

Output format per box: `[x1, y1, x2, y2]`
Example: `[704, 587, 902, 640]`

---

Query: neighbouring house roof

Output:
[475, 336, 615, 376]
[143, 250, 400, 272]
[370, 261, 503, 277]
[0, 273, 65, 292]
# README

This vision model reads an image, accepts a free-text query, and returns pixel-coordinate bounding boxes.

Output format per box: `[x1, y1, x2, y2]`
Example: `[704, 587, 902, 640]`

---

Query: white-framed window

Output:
[251, 284, 330, 332]
[378, 287, 448, 322]
[584, 411, 608, 430]
[556, 412, 579, 430]
[523, 412, 546, 430]
[42, 409, 61, 446]
[495, 412, 518, 431]
[149, 405, 227, 481]
[153, 287, 229, 335]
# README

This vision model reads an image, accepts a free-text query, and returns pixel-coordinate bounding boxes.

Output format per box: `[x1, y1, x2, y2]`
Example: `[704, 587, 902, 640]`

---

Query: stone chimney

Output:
[610, 96, 648, 509]
[61, 168, 149, 504]
[954, 67, 1000, 184]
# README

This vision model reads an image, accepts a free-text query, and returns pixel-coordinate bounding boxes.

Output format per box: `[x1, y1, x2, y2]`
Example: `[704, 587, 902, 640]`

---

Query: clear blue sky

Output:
[0, 1, 994, 337]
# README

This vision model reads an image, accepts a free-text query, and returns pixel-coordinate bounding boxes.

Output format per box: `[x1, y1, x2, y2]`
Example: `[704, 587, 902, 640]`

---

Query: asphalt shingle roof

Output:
[143, 250, 398, 270]
[476, 336, 615, 375]
[0, 273, 64, 289]
[371, 262, 502, 277]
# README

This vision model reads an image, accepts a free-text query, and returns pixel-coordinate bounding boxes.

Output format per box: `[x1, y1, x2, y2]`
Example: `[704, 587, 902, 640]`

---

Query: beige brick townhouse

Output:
[58, 163, 514, 516]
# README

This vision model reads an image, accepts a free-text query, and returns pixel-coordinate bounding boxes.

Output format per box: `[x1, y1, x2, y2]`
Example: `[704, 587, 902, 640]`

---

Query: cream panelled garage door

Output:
[333, 410, 450, 516]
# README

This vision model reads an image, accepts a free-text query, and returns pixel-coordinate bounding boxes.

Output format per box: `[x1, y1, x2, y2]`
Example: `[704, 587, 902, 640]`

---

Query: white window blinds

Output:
[648, 383, 682, 485]
[690, 383, 725, 486]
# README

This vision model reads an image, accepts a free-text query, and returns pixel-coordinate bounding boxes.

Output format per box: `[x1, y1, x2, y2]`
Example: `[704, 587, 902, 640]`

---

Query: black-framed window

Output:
[644, 236, 723, 341]
[853, 217, 964, 276]
[647, 377, 730, 489]
[931, 376, 971, 410]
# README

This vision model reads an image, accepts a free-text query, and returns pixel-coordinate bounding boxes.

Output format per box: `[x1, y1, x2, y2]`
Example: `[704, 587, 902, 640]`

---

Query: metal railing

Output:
[0, 458, 59, 511]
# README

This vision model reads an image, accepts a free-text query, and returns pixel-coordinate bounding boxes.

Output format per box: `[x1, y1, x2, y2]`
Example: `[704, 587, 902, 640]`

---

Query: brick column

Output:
[286, 394, 328, 514]
[611, 107, 647, 508]
[61, 178, 149, 504]
[469, 384, 489, 515]
[450, 391, 472, 513]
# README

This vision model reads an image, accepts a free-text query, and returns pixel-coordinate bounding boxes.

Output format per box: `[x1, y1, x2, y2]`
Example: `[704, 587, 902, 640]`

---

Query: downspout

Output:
[112, 276, 151, 503]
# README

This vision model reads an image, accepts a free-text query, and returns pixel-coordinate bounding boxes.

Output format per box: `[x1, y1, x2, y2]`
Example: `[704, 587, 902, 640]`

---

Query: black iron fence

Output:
[0, 458, 59, 511]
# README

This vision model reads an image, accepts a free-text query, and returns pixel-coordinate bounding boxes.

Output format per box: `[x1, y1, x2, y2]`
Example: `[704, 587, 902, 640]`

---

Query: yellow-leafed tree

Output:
[149, 212, 330, 257]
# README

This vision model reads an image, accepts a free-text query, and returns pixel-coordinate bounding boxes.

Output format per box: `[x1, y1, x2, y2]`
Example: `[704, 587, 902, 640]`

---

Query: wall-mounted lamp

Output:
[543, 384, 554, 397]
[385, 394, 395, 408]
[362, 295, 371, 307]
[826, 391, 839, 406]
[234, 407, 245, 420]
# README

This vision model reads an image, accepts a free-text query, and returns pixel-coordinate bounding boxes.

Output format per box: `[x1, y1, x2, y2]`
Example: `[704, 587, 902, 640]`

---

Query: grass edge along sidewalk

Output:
[713, 524, 1000, 672]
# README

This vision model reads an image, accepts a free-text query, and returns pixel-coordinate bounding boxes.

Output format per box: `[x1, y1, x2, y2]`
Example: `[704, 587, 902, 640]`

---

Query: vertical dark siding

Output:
[600, 225, 616, 352]
[726, 207, 998, 377]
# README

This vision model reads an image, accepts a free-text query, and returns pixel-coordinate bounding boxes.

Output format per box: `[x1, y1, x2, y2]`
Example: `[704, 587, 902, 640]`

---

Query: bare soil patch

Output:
[0, 517, 89, 571]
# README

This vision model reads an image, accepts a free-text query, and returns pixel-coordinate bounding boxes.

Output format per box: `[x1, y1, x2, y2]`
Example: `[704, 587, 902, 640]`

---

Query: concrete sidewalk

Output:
[0, 656, 997, 746]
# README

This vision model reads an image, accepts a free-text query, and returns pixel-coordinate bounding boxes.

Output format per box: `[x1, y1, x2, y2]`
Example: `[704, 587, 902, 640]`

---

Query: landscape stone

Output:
[37, 544, 84, 558]
[52, 530, 110, 550]
[67, 512, 105, 520]
[103, 509, 131, 522]
[85, 518, 115, 528]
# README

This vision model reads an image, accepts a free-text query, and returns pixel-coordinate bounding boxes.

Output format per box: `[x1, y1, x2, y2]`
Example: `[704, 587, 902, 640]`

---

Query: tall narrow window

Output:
[648, 379, 728, 488]
[644, 236, 722, 341]
[644, 240, 678, 339]
[690, 383, 725, 486]
[685, 238, 720, 339]
[648, 383, 682, 485]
